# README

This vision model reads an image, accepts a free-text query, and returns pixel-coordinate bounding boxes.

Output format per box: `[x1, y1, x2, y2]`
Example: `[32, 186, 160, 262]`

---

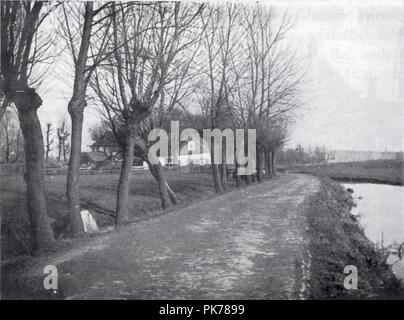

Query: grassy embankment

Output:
[1, 169, 235, 260]
[284, 160, 404, 185]
[306, 176, 403, 299]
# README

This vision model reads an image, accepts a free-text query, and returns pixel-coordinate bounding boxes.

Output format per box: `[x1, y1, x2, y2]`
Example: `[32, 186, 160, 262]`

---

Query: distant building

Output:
[326, 150, 403, 163]
[178, 139, 211, 166]
[144, 139, 211, 169]
[89, 132, 120, 156]
[90, 133, 212, 168]
[80, 151, 110, 167]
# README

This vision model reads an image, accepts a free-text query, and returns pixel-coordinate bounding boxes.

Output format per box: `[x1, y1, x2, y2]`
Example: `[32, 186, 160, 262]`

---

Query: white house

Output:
[142, 139, 211, 169]
[177, 139, 211, 166]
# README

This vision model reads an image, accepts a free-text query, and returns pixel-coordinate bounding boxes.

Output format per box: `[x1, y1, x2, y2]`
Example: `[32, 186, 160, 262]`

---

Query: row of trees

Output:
[44, 119, 70, 162]
[278, 144, 327, 165]
[0, 113, 70, 163]
[0, 109, 22, 162]
[0, 1, 303, 253]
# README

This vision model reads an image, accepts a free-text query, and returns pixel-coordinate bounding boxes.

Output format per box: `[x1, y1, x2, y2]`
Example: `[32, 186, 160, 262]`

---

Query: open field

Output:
[282, 160, 404, 185]
[1, 169, 237, 260]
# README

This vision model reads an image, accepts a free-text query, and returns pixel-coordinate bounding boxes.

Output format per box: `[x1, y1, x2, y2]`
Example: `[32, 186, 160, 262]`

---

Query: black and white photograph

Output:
[0, 0, 403, 306]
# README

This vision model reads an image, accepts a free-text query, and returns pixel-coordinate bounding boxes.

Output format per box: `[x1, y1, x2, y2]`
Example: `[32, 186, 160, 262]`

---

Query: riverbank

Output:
[305, 176, 403, 299]
[283, 160, 404, 185]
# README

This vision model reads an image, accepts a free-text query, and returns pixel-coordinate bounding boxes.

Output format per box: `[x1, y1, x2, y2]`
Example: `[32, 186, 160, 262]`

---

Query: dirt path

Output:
[4, 173, 320, 299]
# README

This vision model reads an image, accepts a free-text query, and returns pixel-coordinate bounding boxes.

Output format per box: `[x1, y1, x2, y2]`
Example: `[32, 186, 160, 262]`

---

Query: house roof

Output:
[90, 132, 119, 148]
[81, 152, 109, 163]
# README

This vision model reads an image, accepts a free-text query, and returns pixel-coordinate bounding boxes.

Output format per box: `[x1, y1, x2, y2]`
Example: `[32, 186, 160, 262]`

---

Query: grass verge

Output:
[1, 169, 228, 261]
[283, 160, 404, 185]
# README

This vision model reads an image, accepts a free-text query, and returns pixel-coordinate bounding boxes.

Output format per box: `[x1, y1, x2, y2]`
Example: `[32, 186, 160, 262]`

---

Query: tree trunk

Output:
[5, 126, 10, 163]
[63, 141, 68, 162]
[243, 133, 252, 185]
[256, 146, 264, 182]
[234, 145, 242, 187]
[57, 140, 61, 161]
[265, 149, 271, 177]
[220, 145, 227, 192]
[271, 150, 276, 176]
[144, 156, 178, 207]
[15, 93, 54, 252]
[211, 142, 223, 192]
[115, 130, 135, 225]
[152, 162, 172, 209]
[220, 163, 227, 190]
[66, 1, 94, 236]
[45, 124, 51, 160]
[66, 107, 85, 236]
[141, 150, 178, 206]
[212, 164, 223, 192]
[266, 148, 273, 178]
[220, 139, 227, 190]
[166, 181, 178, 205]
[15, 130, 21, 162]
[235, 162, 243, 187]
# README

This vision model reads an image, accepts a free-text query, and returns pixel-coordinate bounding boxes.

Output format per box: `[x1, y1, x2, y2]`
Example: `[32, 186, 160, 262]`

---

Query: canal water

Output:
[342, 183, 404, 282]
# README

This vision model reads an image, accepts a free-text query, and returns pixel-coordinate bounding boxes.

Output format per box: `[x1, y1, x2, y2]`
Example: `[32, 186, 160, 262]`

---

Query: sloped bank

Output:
[305, 177, 403, 299]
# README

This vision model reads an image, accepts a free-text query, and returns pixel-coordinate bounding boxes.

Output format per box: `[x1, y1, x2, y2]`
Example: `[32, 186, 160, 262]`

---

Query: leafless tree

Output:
[56, 118, 70, 162]
[0, 109, 21, 163]
[91, 2, 204, 224]
[63, 140, 70, 162]
[44, 122, 53, 160]
[260, 117, 290, 178]
[58, 1, 113, 236]
[227, 5, 302, 181]
[0, 1, 57, 251]
[196, 3, 245, 192]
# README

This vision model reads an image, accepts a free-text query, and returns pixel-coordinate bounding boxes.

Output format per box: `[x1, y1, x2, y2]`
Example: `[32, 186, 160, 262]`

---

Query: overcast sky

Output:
[37, 0, 404, 152]
[279, 0, 404, 152]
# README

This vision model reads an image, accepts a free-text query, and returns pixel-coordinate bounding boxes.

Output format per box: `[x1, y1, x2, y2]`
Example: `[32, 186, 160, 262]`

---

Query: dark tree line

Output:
[0, 108, 22, 163]
[278, 144, 327, 165]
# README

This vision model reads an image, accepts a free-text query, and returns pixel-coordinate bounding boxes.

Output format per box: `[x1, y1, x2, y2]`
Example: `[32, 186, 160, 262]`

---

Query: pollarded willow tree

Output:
[227, 5, 303, 182]
[131, 63, 200, 209]
[90, 2, 204, 225]
[196, 3, 246, 193]
[129, 18, 204, 208]
[260, 117, 290, 178]
[58, 1, 114, 236]
[0, 1, 58, 251]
